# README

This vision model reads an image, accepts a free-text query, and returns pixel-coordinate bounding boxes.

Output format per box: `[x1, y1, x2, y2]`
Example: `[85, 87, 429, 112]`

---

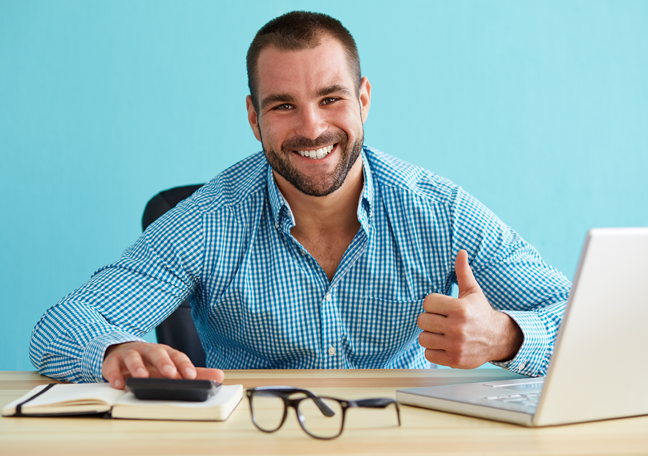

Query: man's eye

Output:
[321, 97, 339, 105]
[274, 104, 292, 110]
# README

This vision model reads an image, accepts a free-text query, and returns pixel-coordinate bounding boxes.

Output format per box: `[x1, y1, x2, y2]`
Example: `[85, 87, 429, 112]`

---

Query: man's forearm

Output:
[30, 301, 144, 383]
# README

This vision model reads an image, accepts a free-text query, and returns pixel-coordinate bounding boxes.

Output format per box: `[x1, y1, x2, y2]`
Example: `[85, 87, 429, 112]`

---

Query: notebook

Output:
[2, 382, 243, 421]
[397, 227, 648, 426]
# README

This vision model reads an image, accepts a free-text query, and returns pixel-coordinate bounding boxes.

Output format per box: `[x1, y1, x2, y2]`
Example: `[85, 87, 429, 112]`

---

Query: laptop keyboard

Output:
[484, 393, 539, 408]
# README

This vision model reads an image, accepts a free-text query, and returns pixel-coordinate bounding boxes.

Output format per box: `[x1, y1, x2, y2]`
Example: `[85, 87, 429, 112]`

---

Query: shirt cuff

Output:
[489, 310, 550, 377]
[80, 331, 146, 383]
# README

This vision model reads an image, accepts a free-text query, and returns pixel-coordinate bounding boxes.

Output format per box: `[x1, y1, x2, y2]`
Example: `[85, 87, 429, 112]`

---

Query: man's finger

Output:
[418, 330, 446, 350]
[423, 348, 450, 366]
[123, 349, 150, 378]
[146, 345, 178, 378]
[455, 250, 480, 298]
[102, 355, 126, 389]
[168, 349, 197, 379]
[417, 312, 448, 334]
[195, 368, 225, 383]
[422, 293, 457, 316]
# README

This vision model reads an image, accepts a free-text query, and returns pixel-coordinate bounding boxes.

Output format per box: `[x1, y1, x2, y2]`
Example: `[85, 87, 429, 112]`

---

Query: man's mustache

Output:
[281, 131, 347, 152]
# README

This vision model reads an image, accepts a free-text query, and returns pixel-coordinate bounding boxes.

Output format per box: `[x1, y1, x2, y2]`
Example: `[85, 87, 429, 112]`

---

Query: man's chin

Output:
[298, 185, 340, 198]
[287, 174, 343, 197]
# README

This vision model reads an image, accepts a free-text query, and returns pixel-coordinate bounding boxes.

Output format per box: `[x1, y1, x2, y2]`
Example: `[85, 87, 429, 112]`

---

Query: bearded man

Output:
[30, 11, 571, 388]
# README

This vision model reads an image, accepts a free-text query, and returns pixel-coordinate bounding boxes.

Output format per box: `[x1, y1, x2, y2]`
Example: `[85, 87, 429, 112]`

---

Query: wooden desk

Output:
[1, 369, 647, 455]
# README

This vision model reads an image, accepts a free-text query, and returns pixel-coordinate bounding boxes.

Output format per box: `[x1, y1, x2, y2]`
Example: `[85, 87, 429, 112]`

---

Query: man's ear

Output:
[358, 77, 372, 124]
[246, 95, 262, 142]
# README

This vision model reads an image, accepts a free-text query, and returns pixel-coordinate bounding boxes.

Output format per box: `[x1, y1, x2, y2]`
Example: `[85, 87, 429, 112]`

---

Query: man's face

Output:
[246, 36, 371, 197]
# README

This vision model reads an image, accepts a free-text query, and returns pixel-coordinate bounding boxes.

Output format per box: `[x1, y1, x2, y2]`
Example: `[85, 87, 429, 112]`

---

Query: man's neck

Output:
[273, 156, 364, 281]
[273, 155, 364, 236]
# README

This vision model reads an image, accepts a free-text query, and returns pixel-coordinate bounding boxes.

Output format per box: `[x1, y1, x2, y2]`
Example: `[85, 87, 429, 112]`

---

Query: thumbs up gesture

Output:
[417, 250, 524, 368]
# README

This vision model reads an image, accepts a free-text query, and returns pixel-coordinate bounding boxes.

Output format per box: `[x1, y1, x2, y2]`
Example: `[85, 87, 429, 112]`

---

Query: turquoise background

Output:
[1, 1, 647, 371]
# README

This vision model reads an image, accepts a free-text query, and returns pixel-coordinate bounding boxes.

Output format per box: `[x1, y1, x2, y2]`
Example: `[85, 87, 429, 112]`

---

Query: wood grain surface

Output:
[1, 370, 647, 456]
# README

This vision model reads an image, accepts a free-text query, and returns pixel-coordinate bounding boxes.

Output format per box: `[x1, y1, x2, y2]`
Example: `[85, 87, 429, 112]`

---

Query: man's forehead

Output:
[256, 37, 354, 100]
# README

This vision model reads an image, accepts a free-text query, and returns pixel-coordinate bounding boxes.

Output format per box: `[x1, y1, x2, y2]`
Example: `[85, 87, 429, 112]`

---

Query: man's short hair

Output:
[246, 11, 361, 112]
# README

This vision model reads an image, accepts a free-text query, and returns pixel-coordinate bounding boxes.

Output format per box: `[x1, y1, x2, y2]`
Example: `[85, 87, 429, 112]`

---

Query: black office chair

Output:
[142, 184, 206, 367]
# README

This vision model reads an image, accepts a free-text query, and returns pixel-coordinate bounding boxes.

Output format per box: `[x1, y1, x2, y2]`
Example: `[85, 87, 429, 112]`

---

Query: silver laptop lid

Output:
[535, 227, 648, 426]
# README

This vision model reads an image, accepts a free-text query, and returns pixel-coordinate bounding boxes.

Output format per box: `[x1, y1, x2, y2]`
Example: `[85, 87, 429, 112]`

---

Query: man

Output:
[30, 12, 571, 389]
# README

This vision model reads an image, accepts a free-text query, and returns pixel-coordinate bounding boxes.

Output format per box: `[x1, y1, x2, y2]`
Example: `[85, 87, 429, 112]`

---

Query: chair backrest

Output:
[142, 184, 206, 367]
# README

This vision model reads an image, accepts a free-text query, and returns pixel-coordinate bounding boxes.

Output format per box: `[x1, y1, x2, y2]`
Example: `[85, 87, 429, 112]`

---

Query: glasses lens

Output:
[250, 391, 285, 432]
[297, 397, 344, 439]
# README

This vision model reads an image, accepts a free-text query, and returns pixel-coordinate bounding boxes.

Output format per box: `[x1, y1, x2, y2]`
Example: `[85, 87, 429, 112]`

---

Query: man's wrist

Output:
[83, 332, 146, 383]
[491, 312, 524, 362]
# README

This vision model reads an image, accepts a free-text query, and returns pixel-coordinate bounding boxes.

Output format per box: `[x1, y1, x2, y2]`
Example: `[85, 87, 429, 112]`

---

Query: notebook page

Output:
[3, 383, 125, 412]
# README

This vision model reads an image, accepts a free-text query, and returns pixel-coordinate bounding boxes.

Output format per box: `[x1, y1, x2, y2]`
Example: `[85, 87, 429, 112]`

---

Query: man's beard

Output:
[262, 129, 364, 197]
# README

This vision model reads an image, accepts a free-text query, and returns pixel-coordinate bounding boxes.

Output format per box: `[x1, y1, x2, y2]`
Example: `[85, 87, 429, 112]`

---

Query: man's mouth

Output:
[295, 144, 335, 160]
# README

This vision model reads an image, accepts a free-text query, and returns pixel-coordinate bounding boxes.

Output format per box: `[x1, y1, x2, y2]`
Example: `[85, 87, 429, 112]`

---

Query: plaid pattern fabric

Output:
[30, 146, 571, 383]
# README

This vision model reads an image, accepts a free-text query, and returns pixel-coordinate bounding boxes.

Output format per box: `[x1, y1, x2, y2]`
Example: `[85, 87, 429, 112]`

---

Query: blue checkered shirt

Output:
[30, 146, 571, 382]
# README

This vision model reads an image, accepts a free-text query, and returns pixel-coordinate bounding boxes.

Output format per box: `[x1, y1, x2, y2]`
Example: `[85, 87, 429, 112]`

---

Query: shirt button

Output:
[328, 346, 336, 356]
[325, 293, 331, 302]
[274, 222, 279, 230]
[519, 361, 527, 369]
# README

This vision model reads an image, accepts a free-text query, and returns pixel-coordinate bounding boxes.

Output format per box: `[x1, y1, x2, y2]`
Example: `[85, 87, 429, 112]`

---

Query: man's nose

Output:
[294, 105, 327, 140]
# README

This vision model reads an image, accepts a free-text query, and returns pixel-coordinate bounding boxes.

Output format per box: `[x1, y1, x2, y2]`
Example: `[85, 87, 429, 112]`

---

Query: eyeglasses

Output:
[246, 386, 401, 440]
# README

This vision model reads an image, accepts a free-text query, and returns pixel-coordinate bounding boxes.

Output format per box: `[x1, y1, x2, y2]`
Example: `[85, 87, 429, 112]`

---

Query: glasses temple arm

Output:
[349, 398, 401, 426]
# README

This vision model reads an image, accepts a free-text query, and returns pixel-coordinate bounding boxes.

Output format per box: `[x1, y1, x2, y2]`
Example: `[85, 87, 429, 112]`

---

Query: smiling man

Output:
[30, 12, 571, 388]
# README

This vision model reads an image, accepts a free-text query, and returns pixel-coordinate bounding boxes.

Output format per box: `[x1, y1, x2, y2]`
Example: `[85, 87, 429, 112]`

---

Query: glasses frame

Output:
[246, 386, 401, 440]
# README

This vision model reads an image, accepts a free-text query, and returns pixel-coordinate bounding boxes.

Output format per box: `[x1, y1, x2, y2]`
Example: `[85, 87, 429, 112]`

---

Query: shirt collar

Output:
[266, 164, 295, 232]
[357, 147, 374, 234]
[266, 147, 374, 234]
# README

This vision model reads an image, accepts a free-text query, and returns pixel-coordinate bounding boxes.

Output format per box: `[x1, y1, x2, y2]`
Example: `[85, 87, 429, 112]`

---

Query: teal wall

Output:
[1, 1, 647, 371]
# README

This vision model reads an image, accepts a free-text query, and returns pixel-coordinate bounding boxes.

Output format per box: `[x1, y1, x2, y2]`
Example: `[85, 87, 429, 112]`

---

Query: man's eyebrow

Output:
[318, 84, 353, 97]
[261, 85, 353, 110]
[261, 93, 295, 110]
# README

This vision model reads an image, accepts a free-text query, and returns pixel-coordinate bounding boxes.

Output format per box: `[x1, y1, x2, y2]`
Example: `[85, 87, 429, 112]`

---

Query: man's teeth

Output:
[296, 144, 334, 159]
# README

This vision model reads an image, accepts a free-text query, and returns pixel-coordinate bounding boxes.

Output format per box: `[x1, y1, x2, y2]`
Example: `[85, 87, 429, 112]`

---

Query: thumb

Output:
[455, 250, 480, 298]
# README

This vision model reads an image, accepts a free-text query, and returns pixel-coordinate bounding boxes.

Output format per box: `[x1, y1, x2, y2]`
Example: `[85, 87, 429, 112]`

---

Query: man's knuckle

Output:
[177, 352, 191, 362]
[124, 349, 142, 363]
[454, 304, 469, 320]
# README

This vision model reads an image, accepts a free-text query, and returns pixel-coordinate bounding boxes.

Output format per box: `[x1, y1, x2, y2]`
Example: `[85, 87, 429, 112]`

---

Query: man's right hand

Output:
[102, 341, 225, 390]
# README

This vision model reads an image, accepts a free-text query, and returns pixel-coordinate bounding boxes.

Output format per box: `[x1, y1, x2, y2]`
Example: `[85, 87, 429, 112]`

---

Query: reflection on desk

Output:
[1, 369, 648, 455]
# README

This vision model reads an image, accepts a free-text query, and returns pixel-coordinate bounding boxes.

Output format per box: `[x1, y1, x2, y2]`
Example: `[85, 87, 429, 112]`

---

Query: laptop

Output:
[397, 227, 648, 427]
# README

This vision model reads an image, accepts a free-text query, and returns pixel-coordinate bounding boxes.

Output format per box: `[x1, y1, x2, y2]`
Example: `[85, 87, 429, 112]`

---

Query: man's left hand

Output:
[417, 250, 524, 368]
